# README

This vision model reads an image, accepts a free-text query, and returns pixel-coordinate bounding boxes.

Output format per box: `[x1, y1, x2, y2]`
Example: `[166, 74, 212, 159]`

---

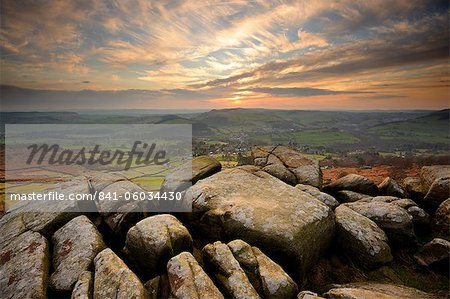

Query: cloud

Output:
[0, 85, 217, 110]
[247, 87, 370, 97]
[0, 0, 448, 109]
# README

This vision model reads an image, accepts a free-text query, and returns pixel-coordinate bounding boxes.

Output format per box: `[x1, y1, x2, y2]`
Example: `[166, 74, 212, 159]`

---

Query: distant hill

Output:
[2, 108, 448, 150]
[193, 108, 300, 131]
[368, 109, 449, 145]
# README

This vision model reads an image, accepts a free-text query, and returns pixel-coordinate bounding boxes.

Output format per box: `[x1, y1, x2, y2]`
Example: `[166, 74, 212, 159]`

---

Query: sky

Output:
[1, 0, 449, 110]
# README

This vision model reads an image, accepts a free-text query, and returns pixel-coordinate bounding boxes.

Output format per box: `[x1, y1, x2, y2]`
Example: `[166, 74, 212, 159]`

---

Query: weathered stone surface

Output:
[124, 214, 193, 277]
[378, 177, 408, 198]
[403, 177, 425, 200]
[227, 239, 298, 299]
[1, 176, 89, 238]
[369, 196, 429, 225]
[71, 271, 93, 299]
[161, 156, 222, 193]
[324, 282, 439, 299]
[251, 146, 322, 188]
[0, 230, 50, 299]
[297, 291, 324, 299]
[434, 199, 450, 235]
[104, 202, 145, 244]
[296, 184, 339, 209]
[0, 212, 28, 251]
[88, 172, 127, 192]
[420, 165, 450, 206]
[334, 190, 371, 203]
[344, 201, 415, 243]
[98, 180, 146, 213]
[335, 205, 392, 269]
[144, 275, 171, 299]
[185, 166, 335, 275]
[414, 238, 450, 268]
[203, 241, 260, 299]
[424, 176, 450, 206]
[167, 252, 224, 299]
[50, 215, 106, 291]
[323, 174, 378, 196]
[420, 165, 450, 191]
[94, 248, 147, 299]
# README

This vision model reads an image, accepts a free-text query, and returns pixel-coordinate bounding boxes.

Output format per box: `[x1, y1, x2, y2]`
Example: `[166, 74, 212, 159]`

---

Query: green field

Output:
[369, 113, 449, 144]
[250, 129, 360, 146]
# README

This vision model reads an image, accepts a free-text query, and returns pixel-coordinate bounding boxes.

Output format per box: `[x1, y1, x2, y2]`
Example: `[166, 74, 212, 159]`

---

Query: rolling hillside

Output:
[2, 109, 448, 150]
[368, 109, 449, 145]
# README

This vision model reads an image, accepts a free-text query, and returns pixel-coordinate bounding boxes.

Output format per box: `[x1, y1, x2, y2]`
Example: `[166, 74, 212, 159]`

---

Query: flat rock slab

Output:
[1, 176, 90, 239]
[334, 190, 371, 203]
[252, 146, 322, 188]
[344, 201, 415, 243]
[369, 196, 429, 225]
[324, 282, 439, 299]
[378, 177, 408, 198]
[0, 230, 50, 299]
[94, 248, 147, 299]
[335, 205, 392, 270]
[124, 214, 193, 277]
[185, 165, 334, 275]
[414, 238, 450, 268]
[161, 156, 222, 193]
[323, 174, 378, 196]
[50, 215, 105, 291]
[296, 184, 339, 209]
[167, 252, 224, 299]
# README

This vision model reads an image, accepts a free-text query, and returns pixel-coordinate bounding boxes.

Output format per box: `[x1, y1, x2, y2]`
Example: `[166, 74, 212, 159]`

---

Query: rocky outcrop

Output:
[144, 275, 171, 299]
[424, 176, 450, 206]
[324, 282, 439, 299]
[71, 271, 93, 299]
[161, 156, 222, 193]
[296, 184, 339, 209]
[0, 230, 50, 299]
[298, 291, 324, 299]
[124, 214, 193, 277]
[50, 216, 106, 291]
[414, 238, 450, 269]
[403, 177, 425, 200]
[0, 176, 89, 239]
[167, 252, 224, 299]
[421, 165, 450, 206]
[369, 196, 429, 225]
[323, 174, 378, 196]
[420, 165, 450, 192]
[88, 172, 127, 192]
[344, 201, 415, 243]
[93, 248, 147, 299]
[202, 241, 260, 299]
[251, 146, 322, 188]
[335, 205, 392, 269]
[228, 239, 298, 298]
[185, 166, 335, 275]
[378, 177, 408, 198]
[103, 202, 145, 244]
[97, 180, 147, 214]
[334, 190, 371, 203]
[434, 199, 450, 235]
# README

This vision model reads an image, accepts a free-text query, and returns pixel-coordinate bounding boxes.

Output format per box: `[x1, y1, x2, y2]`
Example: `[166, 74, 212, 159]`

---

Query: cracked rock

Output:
[124, 214, 193, 278]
